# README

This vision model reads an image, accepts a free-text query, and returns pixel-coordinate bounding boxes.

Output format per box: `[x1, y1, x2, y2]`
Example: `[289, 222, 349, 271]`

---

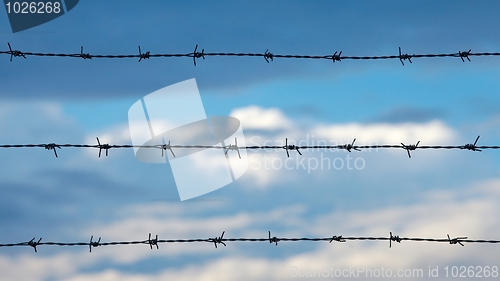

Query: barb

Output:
[329, 235, 346, 243]
[160, 140, 175, 157]
[447, 234, 467, 246]
[331, 51, 342, 62]
[264, 49, 273, 63]
[89, 236, 101, 252]
[148, 233, 159, 250]
[2, 232, 499, 253]
[138, 46, 150, 62]
[1, 138, 500, 158]
[389, 232, 402, 248]
[44, 143, 61, 157]
[27, 237, 42, 253]
[191, 44, 205, 66]
[342, 138, 361, 152]
[462, 135, 481, 152]
[398, 47, 413, 66]
[269, 231, 280, 246]
[96, 137, 111, 157]
[80, 46, 92, 59]
[4, 44, 499, 65]
[6, 42, 25, 61]
[401, 141, 420, 158]
[459, 49, 472, 62]
[209, 231, 227, 249]
[225, 138, 241, 159]
[284, 138, 302, 158]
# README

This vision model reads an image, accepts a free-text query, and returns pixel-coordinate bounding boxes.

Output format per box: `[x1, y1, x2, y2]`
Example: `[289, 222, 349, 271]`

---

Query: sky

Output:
[1, 0, 500, 280]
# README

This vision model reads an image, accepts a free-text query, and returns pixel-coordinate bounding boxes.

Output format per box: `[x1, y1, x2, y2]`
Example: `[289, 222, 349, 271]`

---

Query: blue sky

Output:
[1, 1, 500, 280]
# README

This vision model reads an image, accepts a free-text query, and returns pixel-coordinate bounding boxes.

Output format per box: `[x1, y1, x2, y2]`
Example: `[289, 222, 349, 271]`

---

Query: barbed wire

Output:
[1, 43, 497, 65]
[0, 136, 498, 158]
[1, 231, 499, 253]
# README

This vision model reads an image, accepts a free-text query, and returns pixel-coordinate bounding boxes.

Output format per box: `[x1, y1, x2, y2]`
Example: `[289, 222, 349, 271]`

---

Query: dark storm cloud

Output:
[1, 0, 500, 99]
[373, 106, 445, 123]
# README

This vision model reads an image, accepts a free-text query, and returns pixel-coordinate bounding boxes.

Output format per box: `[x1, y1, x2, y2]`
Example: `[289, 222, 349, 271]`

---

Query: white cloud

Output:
[84, 122, 132, 147]
[230, 106, 292, 130]
[2, 103, 494, 280]
[229, 106, 460, 188]
[79, 205, 306, 263]
[233, 106, 457, 145]
[311, 120, 457, 144]
[231, 106, 458, 148]
[0, 253, 85, 281]
[81, 105, 460, 169]
[2, 179, 499, 281]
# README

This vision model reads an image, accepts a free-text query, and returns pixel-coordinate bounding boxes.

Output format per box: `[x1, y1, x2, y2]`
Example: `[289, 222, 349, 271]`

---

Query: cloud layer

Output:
[1, 179, 499, 281]
[0, 102, 498, 280]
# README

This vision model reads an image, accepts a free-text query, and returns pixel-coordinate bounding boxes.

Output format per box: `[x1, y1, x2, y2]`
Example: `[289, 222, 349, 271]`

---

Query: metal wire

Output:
[1, 136, 497, 158]
[1, 231, 498, 253]
[1, 43, 496, 65]
[2, 44, 498, 257]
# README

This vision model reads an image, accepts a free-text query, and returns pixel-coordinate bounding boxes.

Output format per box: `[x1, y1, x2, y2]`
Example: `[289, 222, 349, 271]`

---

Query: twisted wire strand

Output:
[1, 232, 498, 252]
[0, 136, 497, 158]
[1, 43, 496, 65]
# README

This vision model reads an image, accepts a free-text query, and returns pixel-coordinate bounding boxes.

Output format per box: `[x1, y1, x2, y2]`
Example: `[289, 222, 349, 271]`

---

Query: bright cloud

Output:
[228, 106, 460, 187]
[311, 120, 457, 144]
[233, 105, 457, 145]
[2, 179, 499, 281]
[230, 106, 292, 131]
